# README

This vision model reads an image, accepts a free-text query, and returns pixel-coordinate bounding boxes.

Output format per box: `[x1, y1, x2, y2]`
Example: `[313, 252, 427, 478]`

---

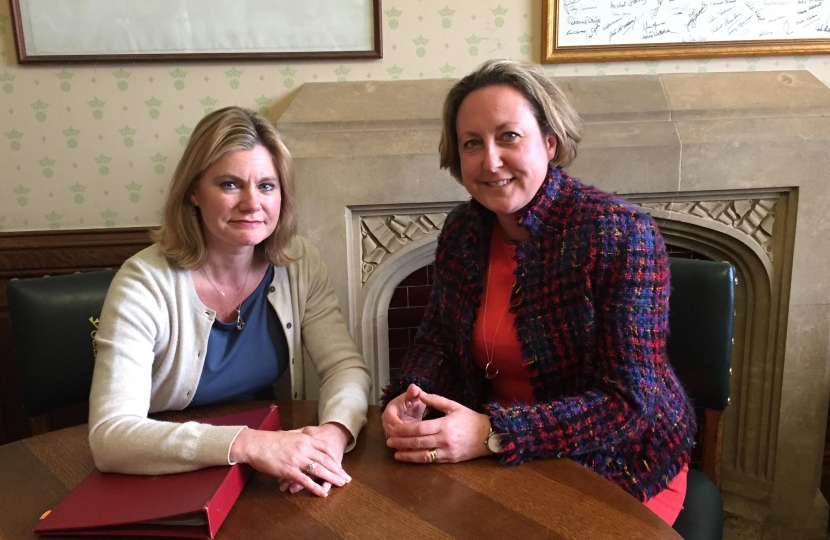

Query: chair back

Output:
[666, 258, 735, 412]
[7, 270, 116, 417]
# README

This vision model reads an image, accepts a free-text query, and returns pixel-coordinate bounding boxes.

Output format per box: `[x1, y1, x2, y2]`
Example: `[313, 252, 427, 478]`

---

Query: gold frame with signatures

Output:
[542, 0, 830, 63]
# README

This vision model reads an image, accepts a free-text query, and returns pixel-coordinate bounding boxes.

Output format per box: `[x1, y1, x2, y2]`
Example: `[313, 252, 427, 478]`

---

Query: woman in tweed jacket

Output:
[381, 60, 695, 524]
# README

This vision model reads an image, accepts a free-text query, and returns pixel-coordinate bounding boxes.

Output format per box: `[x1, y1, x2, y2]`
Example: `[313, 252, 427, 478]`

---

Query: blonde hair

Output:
[152, 106, 297, 269]
[439, 59, 583, 183]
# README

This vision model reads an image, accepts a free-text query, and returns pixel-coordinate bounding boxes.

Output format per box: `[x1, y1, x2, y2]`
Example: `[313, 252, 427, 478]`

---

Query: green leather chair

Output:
[666, 258, 735, 540]
[7, 270, 116, 424]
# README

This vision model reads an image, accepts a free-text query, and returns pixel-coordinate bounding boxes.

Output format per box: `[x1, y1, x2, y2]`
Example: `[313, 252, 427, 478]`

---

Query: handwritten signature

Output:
[796, 13, 819, 25]
[643, 20, 666, 31]
[643, 27, 675, 38]
[609, 16, 639, 40]
[686, 3, 708, 30]
[744, 1, 765, 19]
[567, 15, 601, 25]
[603, 17, 623, 30]
[650, 0, 665, 17]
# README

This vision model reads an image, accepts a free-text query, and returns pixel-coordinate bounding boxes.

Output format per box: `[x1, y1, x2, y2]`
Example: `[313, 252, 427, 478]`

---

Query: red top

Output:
[470, 225, 535, 407]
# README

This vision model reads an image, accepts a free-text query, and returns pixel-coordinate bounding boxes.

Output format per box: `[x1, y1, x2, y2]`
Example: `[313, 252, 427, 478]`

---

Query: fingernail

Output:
[290, 485, 301, 494]
[344, 473, 352, 483]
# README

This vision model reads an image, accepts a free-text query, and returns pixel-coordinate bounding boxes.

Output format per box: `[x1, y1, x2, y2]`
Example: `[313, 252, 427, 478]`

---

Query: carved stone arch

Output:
[638, 195, 794, 504]
[629, 190, 797, 508]
[357, 234, 439, 403]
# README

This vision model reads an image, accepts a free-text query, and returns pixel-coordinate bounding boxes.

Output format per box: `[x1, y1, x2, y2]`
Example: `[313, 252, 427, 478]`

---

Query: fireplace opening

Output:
[387, 264, 435, 385]
[385, 245, 713, 471]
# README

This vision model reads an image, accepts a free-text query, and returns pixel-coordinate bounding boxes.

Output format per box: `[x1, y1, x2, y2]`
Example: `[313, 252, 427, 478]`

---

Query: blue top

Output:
[190, 265, 288, 406]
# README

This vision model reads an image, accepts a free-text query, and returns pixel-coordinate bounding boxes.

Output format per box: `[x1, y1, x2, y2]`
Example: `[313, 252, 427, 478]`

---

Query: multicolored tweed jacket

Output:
[382, 168, 696, 501]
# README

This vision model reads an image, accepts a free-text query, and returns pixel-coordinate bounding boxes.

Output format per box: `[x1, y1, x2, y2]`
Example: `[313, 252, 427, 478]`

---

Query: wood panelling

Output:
[0, 227, 152, 445]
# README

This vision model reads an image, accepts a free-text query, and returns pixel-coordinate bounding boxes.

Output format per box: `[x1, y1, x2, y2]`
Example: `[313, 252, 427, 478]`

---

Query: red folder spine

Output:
[204, 405, 281, 538]
[206, 465, 252, 538]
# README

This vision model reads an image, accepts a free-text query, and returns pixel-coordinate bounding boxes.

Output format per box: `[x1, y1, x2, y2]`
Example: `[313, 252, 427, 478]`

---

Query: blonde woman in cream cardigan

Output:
[89, 107, 371, 498]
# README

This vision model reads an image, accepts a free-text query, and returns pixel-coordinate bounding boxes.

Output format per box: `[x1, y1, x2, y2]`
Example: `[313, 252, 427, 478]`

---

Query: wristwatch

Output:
[485, 428, 503, 454]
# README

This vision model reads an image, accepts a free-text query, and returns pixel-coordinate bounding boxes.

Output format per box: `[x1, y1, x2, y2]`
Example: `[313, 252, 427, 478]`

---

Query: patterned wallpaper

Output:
[1, 0, 828, 233]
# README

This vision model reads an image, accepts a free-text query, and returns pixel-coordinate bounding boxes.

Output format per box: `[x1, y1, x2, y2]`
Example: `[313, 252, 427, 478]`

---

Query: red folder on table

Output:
[34, 404, 280, 539]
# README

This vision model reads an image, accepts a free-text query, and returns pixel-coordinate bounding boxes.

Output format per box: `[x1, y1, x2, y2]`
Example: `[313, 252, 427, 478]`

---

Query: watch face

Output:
[487, 432, 502, 454]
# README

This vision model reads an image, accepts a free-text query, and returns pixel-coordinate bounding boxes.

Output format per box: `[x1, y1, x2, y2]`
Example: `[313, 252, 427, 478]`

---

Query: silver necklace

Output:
[200, 261, 253, 331]
[481, 254, 510, 380]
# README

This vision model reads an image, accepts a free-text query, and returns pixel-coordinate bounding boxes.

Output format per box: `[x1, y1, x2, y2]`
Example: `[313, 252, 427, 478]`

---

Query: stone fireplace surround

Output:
[276, 71, 830, 539]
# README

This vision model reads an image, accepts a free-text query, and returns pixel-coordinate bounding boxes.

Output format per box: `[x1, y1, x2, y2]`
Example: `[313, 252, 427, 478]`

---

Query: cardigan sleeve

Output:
[289, 238, 372, 451]
[88, 252, 244, 475]
[488, 213, 671, 466]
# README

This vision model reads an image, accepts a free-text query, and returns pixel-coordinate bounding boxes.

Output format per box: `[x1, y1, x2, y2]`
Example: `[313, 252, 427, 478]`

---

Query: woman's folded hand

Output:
[230, 428, 351, 497]
[384, 387, 492, 464]
[381, 383, 429, 437]
[278, 423, 352, 495]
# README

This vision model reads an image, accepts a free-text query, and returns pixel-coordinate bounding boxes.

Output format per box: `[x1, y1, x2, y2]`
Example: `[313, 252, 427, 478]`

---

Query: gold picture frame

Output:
[542, 0, 830, 63]
[10, 0, 382, 64]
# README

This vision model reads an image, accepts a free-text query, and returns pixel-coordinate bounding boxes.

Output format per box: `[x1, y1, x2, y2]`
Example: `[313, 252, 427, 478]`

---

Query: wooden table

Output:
[0, 402, 681, 539]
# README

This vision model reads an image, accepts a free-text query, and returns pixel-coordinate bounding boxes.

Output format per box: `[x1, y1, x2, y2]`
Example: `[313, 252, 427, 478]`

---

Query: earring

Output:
[191, 206, 197, 216]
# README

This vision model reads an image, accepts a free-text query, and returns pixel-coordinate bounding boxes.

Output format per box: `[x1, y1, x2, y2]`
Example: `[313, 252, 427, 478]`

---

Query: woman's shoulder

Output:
[445, 199, 477, 224]
[125, 243, 167, 265]
[284, 235, 321, 264]
[111, 244, 188, 295]
[119, 244, 179, 276]
[438, 200, 483, 242]
[564, 175, 657, 232]
[282, 236, 329, 281]
[101, 245, 185, 319]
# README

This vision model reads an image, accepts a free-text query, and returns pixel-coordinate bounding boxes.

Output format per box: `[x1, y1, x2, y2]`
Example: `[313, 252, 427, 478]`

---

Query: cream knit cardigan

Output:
[88, 236, 371, 475]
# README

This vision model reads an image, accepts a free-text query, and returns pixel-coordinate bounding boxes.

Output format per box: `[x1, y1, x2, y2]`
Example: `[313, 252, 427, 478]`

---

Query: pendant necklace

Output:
[201, 260, 253, 331]
[481, 254, 511, 380]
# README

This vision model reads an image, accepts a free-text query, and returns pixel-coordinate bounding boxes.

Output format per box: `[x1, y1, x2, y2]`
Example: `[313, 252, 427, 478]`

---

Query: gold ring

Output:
[308, 461, 317, 473]
[428, 448, 438, 463]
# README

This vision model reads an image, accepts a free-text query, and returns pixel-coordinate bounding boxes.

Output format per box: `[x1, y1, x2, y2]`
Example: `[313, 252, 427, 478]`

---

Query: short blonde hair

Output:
[439, 59, 583, 183]
[152, 106, 297, 269]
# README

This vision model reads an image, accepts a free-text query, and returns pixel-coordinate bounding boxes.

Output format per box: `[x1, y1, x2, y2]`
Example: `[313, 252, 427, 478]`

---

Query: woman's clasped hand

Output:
[231, 423, 352, 498]
[382, 384, 491, 463]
